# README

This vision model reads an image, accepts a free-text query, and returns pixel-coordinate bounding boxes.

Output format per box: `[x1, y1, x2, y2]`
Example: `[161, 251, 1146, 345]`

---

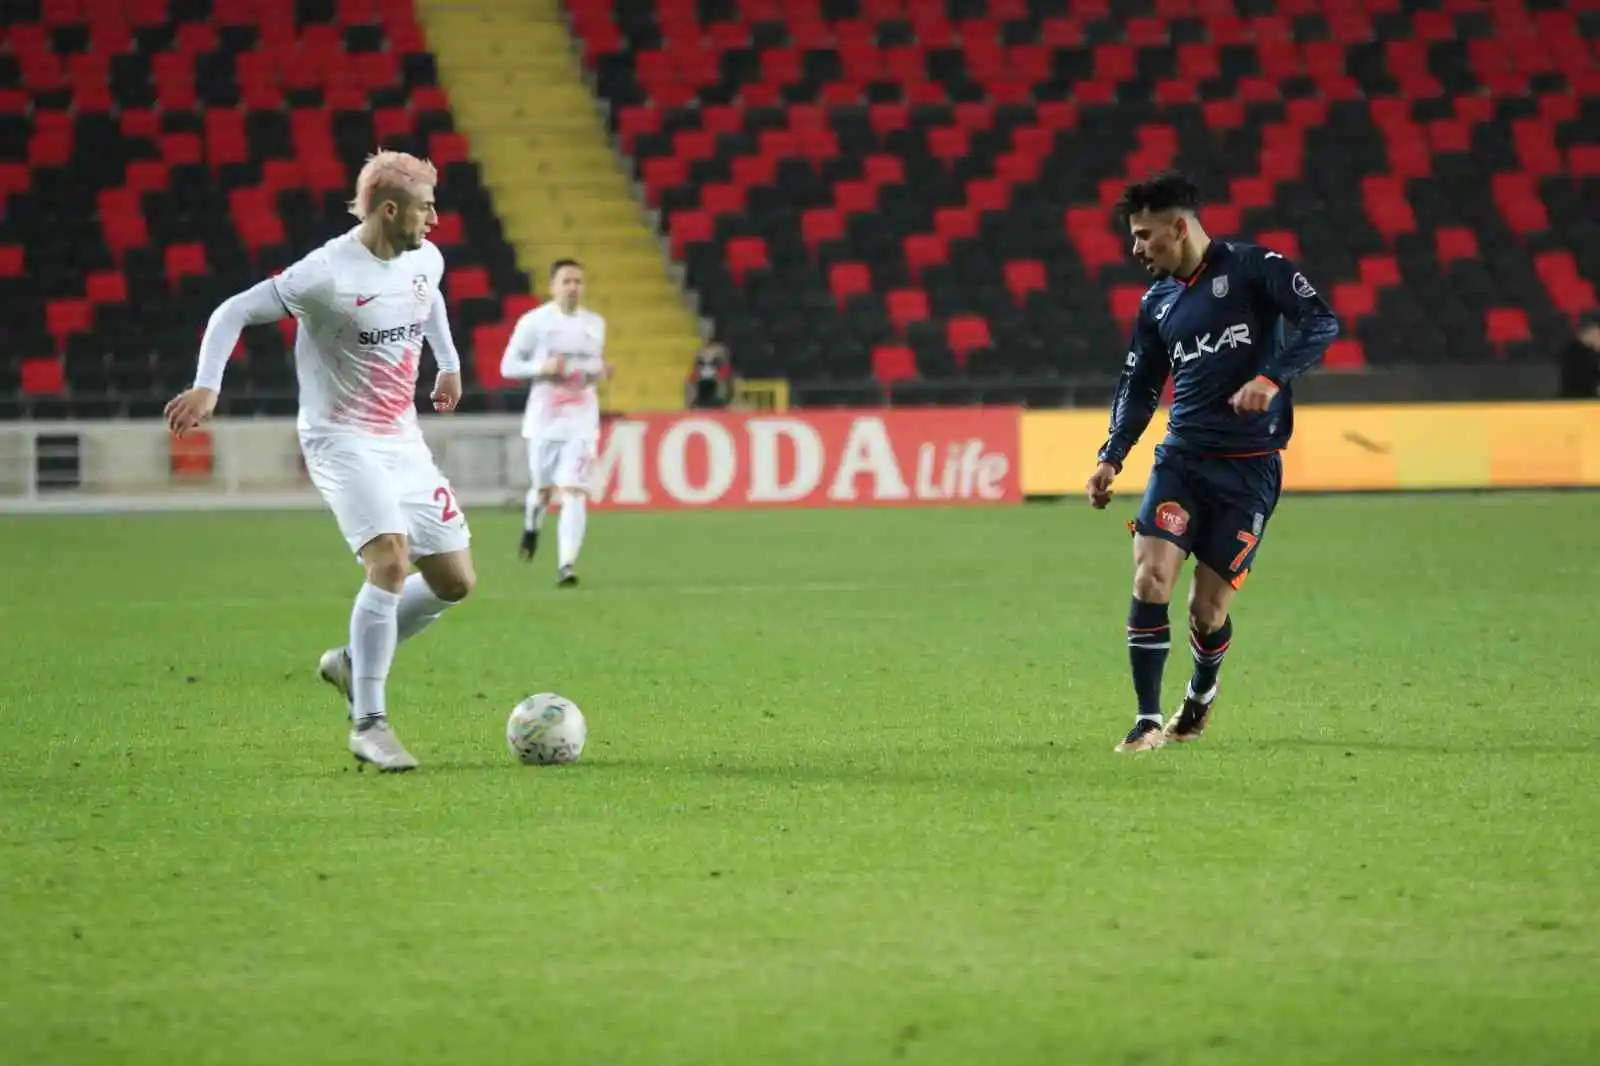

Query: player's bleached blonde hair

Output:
[348, 149, 438, 220]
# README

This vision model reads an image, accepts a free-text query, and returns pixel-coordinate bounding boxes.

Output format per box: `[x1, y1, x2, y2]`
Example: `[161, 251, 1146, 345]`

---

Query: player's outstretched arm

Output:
[1254, 250, 1340, 386]
[165, 278, 288, 436]
[421, 288, 462, 412]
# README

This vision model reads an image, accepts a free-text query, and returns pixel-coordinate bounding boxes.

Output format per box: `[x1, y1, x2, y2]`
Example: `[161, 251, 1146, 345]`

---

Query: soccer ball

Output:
[506, 693, 587, 765]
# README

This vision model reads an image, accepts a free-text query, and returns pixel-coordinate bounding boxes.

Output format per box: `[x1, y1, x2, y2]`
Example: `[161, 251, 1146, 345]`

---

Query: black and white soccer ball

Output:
[506, 693, 587, 765]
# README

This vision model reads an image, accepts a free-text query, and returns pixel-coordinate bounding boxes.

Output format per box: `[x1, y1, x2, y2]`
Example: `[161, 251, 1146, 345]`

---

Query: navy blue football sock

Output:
[1126, 598, 1171, 720]
[1188, 616, 1232, 701]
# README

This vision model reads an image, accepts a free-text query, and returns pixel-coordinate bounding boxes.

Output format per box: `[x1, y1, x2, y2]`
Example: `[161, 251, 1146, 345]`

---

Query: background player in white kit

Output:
[500, 259, 609, 587]
[164, 150, 474, 773]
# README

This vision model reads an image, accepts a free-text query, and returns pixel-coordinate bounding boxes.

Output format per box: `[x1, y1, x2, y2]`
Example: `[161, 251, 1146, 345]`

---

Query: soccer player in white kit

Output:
[500, 259, 609, 587]
[164, 151, 474, 773]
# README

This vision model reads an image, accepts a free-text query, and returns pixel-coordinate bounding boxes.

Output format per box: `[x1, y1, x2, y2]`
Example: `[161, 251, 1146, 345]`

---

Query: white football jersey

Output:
[271, 227, 447, 440]
[502, 302, 607, 441]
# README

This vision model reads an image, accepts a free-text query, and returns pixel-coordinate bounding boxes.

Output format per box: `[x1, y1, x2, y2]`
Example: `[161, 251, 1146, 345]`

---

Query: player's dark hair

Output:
[1115, 171, 1201, 223]
[550, 258, 583, 278]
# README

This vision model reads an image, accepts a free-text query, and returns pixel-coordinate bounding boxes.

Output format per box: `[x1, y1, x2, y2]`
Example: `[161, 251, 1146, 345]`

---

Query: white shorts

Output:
[526, 436, 594, 493]
[301, 433, 472, 560]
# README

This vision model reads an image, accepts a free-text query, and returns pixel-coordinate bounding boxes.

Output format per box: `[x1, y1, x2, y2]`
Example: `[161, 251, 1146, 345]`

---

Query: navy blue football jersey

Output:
[1098, 239, 1340, 468]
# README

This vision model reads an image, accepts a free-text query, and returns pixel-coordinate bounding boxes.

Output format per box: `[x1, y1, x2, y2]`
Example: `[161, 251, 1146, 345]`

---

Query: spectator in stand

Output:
[685, 342, 736, 409]
[1557, 313, 1600, 399]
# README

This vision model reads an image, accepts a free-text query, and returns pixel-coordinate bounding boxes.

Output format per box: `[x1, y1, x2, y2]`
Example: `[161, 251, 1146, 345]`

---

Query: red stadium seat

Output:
[724, 236, 769, 285]
[21, 357, 65, 395]
[886, 290, 930, 333]
[46, 299, 92, 349]
[1323, 340, 1367, 371]
[1253, 229, 1301, 262]
[1333, 283, 1377, 322]
[448, 266, 492, 306]
[903, 235, 947, 278]
[669, 210, 714, 261]
[946, 315, 993, 366]
[1435, 227, 1480, 265]
[801, 208, 844, 251]
[85, 270, 128, 305]
[165, 244, 209, 286]
[1109, 285, 1146, 328]
[828, 263, 872, 307]
[871, 344, 918, 384]
[1003, 260, 1047, 305]
[1485, 308, 1531, 351]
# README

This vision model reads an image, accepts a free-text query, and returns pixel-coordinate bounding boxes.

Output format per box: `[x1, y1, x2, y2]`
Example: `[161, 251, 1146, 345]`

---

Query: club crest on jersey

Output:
[412, 274, 429, 303]
[1155, 500, 1189, 536]
[1211, 274, 1229, 298]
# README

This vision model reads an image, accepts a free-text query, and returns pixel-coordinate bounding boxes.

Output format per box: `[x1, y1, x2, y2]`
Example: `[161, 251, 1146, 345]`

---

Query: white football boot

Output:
[348, 717, 418, 773]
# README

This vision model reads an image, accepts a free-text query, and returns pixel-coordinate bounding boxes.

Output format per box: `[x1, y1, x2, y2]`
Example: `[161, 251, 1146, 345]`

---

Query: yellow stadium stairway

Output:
[416, 0, 700, 411]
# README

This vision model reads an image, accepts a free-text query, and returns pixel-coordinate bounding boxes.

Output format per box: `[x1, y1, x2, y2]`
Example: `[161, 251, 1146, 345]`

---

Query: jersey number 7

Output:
[1231, 531, 1258, 571]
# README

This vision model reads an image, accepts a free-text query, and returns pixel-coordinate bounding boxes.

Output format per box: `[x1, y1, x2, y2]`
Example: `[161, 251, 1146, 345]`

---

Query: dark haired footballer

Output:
[1085, 172, 1340, 753]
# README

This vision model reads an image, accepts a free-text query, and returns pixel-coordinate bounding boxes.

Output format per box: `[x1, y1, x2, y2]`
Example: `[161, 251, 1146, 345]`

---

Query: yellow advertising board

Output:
[1020, 402, 1600, 496]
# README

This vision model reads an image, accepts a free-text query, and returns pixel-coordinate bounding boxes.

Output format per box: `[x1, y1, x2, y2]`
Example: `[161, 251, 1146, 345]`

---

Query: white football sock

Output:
[349, 583, 400, 722]
[523, 489, 546, 533]
[396, 572, 453, 645]
[558, 493, 587, 569]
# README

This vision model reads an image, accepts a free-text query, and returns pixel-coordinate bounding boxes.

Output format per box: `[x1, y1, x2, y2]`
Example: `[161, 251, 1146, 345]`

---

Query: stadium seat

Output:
[21, 357, 64, 396]
[571, 0, 1598, 388]
[871, 344, 917, 385]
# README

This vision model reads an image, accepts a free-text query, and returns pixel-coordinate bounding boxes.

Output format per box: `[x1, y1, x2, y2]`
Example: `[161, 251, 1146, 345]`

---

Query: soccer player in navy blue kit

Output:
[1086, 172, 1340, 753]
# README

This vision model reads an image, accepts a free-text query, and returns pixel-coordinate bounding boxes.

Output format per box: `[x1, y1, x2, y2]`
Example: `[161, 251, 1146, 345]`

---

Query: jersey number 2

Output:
[434, 485, 460, 523]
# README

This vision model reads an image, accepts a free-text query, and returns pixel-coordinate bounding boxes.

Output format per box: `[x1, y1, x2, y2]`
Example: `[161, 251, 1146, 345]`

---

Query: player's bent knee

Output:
[434, 572, 475, 602]
[415, 552, 475, 602]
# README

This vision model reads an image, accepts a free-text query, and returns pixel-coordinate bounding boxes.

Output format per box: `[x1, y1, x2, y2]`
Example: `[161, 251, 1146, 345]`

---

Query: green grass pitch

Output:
[1, 493, 1595, 1065]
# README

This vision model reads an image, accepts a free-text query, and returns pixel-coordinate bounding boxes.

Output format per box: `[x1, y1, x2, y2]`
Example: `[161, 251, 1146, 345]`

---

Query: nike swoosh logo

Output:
[355, 294, 378, 306]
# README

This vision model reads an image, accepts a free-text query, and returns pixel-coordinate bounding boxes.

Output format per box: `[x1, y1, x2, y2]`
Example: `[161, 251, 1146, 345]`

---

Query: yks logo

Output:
[1171, 323, 1252, 365]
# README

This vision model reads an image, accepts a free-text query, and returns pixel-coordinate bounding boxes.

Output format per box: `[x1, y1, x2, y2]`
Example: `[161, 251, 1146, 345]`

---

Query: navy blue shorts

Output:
[1132, 445, 1284, 587]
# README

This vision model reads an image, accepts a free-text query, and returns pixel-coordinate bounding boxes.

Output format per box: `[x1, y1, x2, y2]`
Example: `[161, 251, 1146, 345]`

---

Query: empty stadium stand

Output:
[1, 0, 531, 419]
[2, 0, 1597, 417]
[571, 0, 1600, 404]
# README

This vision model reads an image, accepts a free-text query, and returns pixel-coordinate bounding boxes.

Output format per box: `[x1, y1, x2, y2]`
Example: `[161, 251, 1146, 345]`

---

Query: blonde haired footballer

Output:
[164, 150, 474, 773]
[501, 258, 609, 587]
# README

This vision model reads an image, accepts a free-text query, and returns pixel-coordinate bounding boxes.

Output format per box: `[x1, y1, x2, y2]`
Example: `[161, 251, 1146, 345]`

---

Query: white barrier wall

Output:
[0, 415, 532, 514]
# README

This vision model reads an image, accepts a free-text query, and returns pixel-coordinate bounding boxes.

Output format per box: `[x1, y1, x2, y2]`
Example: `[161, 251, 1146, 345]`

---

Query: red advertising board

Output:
[588, 408, 1022, 509]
